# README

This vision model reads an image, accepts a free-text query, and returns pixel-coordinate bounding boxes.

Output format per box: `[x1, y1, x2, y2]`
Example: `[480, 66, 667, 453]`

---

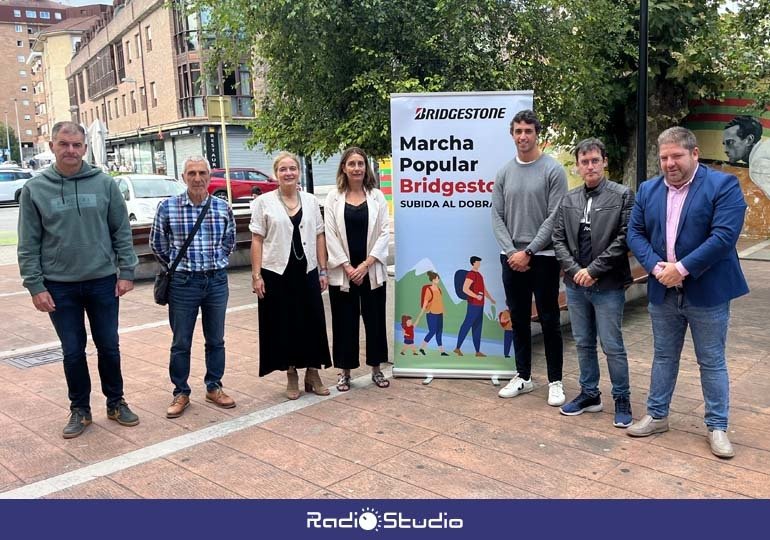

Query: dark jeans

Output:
[168, 270, 229, 396]
[500, 254, 563, 382]
[46, 274, 124, 412]
[456, 304, 484, 352]
[329, 278, 388, 369]
[424, 313, 444, 346]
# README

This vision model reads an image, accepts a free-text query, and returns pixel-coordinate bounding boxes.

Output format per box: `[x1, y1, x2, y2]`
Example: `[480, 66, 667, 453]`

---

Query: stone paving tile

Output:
[218, 426, 365, 488]
[0, 383, 69, 422]
[599, 461, 748, 499]
[167, 441, 321, 499]
[261, 413, 404, 467]
[96, 404, 189, 446]
[326, 469, 444, 499]
[24, 413, 140, 465]
[44, 477, 141, 499]
[379, 450, 539, 499]
[621, 435, 770, 498]
[127, 386, 233, 432]
[411, 435, 592, 498]
[0, 423, 81, 484]
[300, 399, 440, 449]
[0, 462, 20, 491]
[109, 458, 242, 499]
[447, 418, 622, 481]
[574, 482, 648, 499]
[303, 489, 345, 499]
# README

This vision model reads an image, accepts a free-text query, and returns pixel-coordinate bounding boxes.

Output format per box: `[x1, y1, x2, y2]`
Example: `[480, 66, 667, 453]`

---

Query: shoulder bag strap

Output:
[167, 196, 213, 273]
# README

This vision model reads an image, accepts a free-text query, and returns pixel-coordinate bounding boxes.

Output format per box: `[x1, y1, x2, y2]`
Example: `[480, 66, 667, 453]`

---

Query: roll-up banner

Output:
[391, 91, 533, 379]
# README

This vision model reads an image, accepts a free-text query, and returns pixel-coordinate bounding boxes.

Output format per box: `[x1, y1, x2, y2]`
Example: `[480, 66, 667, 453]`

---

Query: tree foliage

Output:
[0, 124, 21, 163]
[188, 0, 770, 178]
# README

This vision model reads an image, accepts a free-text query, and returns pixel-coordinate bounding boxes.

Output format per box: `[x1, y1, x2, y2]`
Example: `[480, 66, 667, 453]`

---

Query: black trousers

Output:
[328, 278, 388, 369]
[500, 254, 563, 382]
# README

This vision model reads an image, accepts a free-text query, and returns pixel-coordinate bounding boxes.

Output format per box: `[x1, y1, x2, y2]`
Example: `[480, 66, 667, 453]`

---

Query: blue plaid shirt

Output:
[150, 193, 235, 272]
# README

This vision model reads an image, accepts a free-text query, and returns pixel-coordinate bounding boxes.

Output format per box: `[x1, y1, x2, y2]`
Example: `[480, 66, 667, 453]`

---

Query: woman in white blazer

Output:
[324, 147, 390, 391]
[250, 151, 331, 399]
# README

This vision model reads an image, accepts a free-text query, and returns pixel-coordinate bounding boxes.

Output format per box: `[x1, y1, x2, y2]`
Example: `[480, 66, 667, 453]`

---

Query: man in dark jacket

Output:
[552, 138, 635, 427]
[17, 121, 140, 439]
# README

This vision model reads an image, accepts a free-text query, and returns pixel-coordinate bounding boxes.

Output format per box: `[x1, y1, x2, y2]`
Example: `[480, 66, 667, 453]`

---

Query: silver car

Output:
[0, 167, 33, 203]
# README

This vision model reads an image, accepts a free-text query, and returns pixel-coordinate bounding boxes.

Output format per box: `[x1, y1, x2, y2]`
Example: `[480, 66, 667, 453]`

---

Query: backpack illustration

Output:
[454, 269, 468, 300]
[420, 284, 433, 307]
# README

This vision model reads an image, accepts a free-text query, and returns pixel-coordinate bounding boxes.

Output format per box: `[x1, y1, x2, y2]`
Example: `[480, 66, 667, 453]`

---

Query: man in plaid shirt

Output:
[151, 156, 236, 419]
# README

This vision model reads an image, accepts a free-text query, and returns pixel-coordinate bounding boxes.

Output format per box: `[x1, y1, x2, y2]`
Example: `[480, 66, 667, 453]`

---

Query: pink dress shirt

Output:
[653, 166, 699, 278]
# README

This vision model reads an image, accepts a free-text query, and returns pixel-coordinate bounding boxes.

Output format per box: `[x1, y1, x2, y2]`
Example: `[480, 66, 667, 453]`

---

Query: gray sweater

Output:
[491, 153, 568, 256]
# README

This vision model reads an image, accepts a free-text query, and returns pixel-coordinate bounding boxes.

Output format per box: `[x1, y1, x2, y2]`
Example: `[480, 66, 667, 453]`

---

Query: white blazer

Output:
[324, 188, 389, 291]
[249, 190, 324, 275]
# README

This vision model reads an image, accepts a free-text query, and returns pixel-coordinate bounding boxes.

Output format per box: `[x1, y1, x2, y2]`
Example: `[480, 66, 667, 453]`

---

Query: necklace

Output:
[278, 190, 300, 213]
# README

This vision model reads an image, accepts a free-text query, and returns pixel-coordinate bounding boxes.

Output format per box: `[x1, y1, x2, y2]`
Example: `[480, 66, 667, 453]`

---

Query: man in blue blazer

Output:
[627, 126, 749, 458]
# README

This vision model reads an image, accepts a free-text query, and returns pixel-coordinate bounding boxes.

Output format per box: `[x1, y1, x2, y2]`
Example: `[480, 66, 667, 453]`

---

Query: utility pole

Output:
[3, 111, 10, 162]
[13, 99, 23, 163]
[636, 0, 649, 189]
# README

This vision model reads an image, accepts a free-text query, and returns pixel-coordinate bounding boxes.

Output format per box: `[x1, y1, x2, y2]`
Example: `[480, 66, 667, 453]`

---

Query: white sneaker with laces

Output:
[498, 376, 534, 398]
[548, 380, 565, 406]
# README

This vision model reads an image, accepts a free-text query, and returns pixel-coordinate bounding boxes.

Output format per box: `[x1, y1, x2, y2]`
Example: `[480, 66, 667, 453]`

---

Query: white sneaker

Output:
[548, 381, 565, 406]
[498, 376, 534, 398]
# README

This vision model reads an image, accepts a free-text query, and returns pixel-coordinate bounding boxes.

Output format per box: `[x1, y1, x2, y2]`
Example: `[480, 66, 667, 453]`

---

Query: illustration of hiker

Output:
[499, 309, 514, 358]
[401, 315, 418, 355]
[454, 256, 495, 357]
[415, 271, 448, 356]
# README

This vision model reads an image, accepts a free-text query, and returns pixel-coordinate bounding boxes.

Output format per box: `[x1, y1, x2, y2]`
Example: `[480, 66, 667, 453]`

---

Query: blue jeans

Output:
[424, 313, 443, 346]
[566, 284, 629, 399]
[647, 288, 730, 431]
[168, 270, 229, 396]
[46, 274, 124, 411]
[456, 304, 483, 352]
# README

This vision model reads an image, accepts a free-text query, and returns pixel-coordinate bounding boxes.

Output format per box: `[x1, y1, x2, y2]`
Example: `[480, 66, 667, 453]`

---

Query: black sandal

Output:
[336, 373, 351, 392]
[372, 371, 390, 388]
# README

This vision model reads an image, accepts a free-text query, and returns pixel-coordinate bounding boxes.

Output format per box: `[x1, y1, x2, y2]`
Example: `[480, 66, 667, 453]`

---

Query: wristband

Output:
[319, 270, 328, 277]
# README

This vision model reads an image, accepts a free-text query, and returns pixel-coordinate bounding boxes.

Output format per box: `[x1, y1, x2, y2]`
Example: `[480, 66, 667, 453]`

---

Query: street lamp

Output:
[13, 98, 23, 164]
[3, 111, 10, 162]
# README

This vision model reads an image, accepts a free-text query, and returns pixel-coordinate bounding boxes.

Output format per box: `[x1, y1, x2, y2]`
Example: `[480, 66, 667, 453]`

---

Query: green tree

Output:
[0, 123, 21, 163]
[188, 0, 770, 181]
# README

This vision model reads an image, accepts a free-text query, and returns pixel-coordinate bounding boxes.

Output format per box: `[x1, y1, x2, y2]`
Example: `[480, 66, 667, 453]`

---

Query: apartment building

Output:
[65, 0, 275, 178]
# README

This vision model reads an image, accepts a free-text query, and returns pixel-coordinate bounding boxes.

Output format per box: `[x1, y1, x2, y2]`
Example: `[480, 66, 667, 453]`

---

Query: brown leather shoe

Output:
[453, 348, 464, 356]
[205, 387, 236, 409]
[475, 351, 487, 357]
[166, 394, 190, 418]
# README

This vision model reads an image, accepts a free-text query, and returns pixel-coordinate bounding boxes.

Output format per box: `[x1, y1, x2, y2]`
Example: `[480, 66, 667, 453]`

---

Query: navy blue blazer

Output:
[627, 163, 749, 306]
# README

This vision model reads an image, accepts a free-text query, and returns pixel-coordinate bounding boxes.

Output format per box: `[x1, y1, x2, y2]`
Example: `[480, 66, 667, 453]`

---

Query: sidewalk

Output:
[0, 259, 768, 499]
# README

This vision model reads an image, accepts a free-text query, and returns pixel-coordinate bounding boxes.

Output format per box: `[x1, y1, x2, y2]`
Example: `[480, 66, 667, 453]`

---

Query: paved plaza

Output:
[0, 247, 768, 499]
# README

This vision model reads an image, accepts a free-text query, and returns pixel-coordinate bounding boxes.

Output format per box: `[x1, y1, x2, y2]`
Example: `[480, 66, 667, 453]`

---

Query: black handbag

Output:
[153, 197, 212, 305]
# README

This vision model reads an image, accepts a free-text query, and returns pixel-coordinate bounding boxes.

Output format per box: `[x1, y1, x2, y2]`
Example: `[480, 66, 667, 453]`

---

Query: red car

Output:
[208, 168, 278, 200]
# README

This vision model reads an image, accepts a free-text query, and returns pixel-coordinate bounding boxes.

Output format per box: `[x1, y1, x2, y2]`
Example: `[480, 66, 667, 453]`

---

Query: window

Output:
[150, 82, 157, 107]
[24, 115, 31, 121]
[21, 86, 28, 92]
[40, 11, 50, 19]
[16, 40, 23, 47]
[22, 100, 29, 106]
[17, 56, 25, 63]
[145, 26, 153, 52]
[13, 10, 21, 17]
[55, 12, 62, 20]
[130, 91, 136, 113]
[25, 11, 37, 19]
[25, 129, 33, 135]
[114, 97, 119, 118]
[15, 25, 23, 33]
[19, 70, 27, 77]
[135, 34, 141, 59]
[140, 86, 146, 110]
[125, 40, 132, 63]
[114, 42, 125, 81]
[121, 94, 127, 116]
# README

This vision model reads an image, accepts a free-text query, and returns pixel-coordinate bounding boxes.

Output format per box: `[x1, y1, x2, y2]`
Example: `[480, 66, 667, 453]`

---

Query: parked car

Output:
[115, 174, 186, 224]
[0, 166, 34, 203]
[208, 167, 278, 200]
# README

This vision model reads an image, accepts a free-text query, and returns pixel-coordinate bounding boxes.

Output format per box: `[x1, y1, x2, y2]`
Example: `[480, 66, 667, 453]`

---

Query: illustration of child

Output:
[401, 315, 418, 355]
[499, 309, 514, 358]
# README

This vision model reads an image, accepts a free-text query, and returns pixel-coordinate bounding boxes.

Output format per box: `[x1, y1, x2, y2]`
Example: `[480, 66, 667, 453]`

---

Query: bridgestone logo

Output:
[414, 107, 506, 120]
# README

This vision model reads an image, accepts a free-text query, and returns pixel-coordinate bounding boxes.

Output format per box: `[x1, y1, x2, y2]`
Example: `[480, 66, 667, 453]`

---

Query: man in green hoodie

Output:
[17, 121, 140, 439]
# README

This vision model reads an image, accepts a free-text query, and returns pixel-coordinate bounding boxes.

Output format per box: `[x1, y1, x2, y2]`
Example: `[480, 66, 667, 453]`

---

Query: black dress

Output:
[258, 208, 332, 376]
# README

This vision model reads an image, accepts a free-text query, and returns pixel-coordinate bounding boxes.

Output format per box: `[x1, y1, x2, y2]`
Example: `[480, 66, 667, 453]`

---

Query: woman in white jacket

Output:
[325, 147, 390, 391]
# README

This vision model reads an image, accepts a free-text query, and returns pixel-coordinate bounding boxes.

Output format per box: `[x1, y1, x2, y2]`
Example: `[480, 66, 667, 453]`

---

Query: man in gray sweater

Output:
[491, 110, 567, 405]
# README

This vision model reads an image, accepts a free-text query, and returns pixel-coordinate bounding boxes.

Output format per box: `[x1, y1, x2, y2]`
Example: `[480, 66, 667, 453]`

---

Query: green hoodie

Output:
[17, 162, 138, 295]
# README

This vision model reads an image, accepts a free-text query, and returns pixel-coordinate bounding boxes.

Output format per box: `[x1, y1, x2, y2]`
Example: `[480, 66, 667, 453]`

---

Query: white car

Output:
[115, 174, 186, 224]
[0, 167, 33, 203]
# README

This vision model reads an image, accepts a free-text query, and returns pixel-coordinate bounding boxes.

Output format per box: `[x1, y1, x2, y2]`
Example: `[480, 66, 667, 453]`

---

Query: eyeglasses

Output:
[578, 158, 603, 166]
